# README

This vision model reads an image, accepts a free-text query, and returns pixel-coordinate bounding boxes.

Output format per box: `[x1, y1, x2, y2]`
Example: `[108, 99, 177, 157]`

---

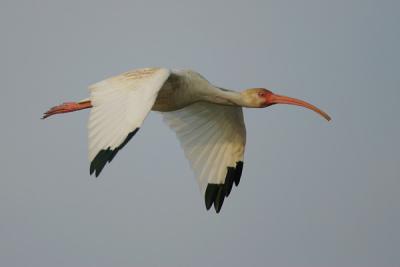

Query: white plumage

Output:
[163, 102, 246, 195]
[43, 67, 330, 213]
[88, 68, 170, 164]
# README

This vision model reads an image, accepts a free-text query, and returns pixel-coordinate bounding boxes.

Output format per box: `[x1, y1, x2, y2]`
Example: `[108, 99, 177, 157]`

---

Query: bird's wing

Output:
[162, 102, 246, 212]
[88, 67, 170, 176]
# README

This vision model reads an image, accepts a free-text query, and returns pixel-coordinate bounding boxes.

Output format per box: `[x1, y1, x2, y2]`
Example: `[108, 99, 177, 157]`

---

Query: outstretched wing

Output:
[162, 102, 246, 213]
[88, 68, 170, 176]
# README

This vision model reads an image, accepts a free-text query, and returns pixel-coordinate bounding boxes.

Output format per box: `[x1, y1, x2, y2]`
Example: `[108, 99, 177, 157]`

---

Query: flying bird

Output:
[43, 68, 330, 213]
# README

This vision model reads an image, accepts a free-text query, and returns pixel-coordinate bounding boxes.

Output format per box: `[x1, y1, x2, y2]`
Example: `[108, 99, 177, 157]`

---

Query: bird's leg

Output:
[42, 99, 92, 119]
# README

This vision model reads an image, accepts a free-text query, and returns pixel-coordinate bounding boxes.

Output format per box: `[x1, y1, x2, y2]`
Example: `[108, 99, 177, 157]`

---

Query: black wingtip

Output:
[234, 161, 244, 186]
[205, 184, 219, 210]
[89, 128, 139, 177]
[204, 161, 244, 213]
[224, 167, 236, 197]
[214, 186, 225, 213]
[90, 164, 95, 175]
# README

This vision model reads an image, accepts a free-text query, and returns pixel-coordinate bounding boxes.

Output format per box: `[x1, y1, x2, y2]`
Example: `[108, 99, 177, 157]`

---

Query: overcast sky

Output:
[1, 0, 399, 266]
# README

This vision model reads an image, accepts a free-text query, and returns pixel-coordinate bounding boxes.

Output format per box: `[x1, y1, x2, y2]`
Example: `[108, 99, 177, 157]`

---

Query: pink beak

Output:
[268, 93, 331, 121]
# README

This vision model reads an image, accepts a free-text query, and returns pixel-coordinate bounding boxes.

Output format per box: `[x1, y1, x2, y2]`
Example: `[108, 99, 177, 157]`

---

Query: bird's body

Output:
[152, 69, 210, 112]
[104, 68, 243, 112]
[43, 67, 330, 213]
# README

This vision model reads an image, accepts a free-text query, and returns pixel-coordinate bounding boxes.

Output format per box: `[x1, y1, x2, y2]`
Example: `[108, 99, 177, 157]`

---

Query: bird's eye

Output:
[258, 92, 265, 97]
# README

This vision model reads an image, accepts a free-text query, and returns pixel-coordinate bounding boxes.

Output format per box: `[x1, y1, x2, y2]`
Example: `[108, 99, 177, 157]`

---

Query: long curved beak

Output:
[269, 94, 331, 121]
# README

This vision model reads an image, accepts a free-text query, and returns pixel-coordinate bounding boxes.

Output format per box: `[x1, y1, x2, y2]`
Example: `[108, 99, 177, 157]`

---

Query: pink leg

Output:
[42, 101, 92, 119]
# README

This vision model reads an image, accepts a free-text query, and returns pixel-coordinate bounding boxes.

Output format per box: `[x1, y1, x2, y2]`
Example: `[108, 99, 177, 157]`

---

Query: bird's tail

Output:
[42, 98, 92, 119]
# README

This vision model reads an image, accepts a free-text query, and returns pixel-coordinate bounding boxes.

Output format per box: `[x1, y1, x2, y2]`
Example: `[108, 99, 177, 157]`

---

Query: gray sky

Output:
[1, 0, 399, 266]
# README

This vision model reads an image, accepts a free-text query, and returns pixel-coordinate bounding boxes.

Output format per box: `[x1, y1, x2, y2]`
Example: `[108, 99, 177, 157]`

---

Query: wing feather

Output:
[163, 102, 246, 212]
[88, 68, 170, 176]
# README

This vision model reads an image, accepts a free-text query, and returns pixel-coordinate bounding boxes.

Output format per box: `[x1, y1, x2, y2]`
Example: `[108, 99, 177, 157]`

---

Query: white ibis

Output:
[43, 68, 330, 213]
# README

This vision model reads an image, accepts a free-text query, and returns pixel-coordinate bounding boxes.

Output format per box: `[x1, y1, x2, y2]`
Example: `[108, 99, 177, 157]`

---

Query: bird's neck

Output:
[202, 87, 247, 107]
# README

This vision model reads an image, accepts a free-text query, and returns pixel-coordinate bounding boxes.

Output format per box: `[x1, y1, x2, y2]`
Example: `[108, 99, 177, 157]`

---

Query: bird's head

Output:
[241, 88, 331, 121]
